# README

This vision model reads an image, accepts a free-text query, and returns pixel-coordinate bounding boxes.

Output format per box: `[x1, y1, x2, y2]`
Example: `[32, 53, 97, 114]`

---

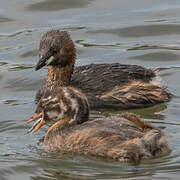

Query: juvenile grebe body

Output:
[27, 87, 171, 163]
[35, 30, 170, 109]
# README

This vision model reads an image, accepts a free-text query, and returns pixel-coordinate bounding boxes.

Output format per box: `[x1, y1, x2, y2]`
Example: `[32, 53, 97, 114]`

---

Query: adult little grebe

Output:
[27, 86, 170, 163]
[35, 30, 170, 109]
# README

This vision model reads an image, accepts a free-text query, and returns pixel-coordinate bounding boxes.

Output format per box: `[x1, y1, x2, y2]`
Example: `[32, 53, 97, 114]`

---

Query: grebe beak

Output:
[26, 112, 45, 133]
[35, 56, 47, 71]
[31, 118, 45, 133]
[35, 55, 55, 71]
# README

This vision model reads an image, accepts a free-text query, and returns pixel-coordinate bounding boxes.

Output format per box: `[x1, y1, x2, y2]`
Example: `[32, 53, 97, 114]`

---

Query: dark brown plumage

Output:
[35, 30, 170, 110]
[27, 87, 171, 163]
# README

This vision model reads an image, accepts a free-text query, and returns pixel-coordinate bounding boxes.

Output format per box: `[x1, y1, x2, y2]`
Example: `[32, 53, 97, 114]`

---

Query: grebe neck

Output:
[45, 63, 74, 90]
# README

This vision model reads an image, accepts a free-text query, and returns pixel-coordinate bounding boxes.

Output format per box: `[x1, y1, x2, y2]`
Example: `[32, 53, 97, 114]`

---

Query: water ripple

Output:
[0, 29, 36, 39]
[7, 64, 34, 71]
[27, 0, 92, 12]
[128, 44, 180, 51]
[75, 40, 122, 48]
[89, 24, 180, 37]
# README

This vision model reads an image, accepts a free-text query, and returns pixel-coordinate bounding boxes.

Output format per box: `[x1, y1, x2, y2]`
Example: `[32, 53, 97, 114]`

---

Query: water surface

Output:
[1, 0, 180, 179]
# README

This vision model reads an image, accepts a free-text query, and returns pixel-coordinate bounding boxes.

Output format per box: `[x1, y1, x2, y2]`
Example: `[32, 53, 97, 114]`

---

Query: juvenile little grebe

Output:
[27, 86, 170, 163]
[35, 30, 170, 109]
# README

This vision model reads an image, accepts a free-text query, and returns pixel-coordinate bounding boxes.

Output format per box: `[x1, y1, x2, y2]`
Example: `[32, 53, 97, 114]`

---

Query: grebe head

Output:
[35, 30, 76, 71]
[27, 86, 89, 133]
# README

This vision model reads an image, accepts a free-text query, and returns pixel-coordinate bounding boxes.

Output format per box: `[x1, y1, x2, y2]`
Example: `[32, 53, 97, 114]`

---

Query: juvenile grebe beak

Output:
[35, 55, 55, 71]
[26, 112, 45, 133]
[31, 118, 45, 133]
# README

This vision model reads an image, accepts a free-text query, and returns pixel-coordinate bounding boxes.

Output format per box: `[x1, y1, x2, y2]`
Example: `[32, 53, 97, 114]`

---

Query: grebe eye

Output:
[50, 48, 58, 54]
[53, 49, 58, 54]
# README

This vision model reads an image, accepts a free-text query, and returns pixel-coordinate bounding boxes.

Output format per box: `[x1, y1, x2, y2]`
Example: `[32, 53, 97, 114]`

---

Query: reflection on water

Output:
[91, 24, 180, 37]
[0, 16, 12, 23]
[75, 39, 122, 48]
[20, 49, 38, 58]
[5, 77, 45, 92]
[128, 44, 180, 51]
[102, 104, 167, 120]
[3, 99, 17, 105]
[0, 62, 8, 66]
[0, 30, 34, 39]
[1, 0, 180, 179]
[27, 0, 92, 11]
[130, 51, 180, 62]
[7, 64, 33, 71]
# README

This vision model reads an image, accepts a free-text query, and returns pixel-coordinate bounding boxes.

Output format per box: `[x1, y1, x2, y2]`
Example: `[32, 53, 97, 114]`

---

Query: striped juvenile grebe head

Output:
[27, 86, 89, 133]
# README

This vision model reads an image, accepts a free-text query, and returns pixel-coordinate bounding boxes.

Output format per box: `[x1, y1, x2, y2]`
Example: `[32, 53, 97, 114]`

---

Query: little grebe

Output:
[35, 30, 170, 109]
[27, 86, 170, 163]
